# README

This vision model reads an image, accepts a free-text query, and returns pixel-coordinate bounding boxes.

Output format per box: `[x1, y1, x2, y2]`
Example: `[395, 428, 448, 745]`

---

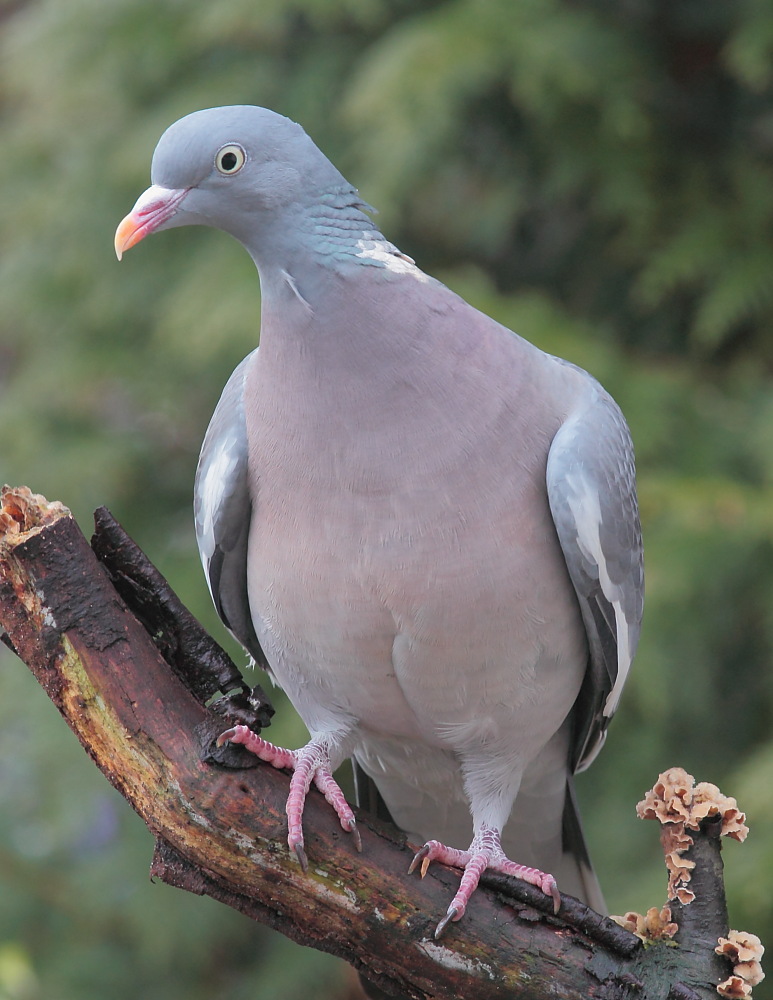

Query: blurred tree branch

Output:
[0, 486, 737, 1000]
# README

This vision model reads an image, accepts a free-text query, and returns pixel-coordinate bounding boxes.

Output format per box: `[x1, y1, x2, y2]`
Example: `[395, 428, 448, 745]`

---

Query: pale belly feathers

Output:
[244, 405, 588, 785]
[243, 275, 590, 804]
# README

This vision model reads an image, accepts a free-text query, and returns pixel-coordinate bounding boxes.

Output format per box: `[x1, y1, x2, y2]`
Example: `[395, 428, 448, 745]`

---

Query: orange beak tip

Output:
[114, 213, 143, 261]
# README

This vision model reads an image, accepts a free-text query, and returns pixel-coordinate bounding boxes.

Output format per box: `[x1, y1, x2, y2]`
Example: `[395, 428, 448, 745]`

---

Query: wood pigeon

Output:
[115, 106, 643, 935]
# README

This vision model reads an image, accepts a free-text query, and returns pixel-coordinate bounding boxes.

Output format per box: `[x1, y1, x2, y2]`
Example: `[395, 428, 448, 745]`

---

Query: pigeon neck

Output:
[306, 188, 387, 264]
[244, 187, 407, 292]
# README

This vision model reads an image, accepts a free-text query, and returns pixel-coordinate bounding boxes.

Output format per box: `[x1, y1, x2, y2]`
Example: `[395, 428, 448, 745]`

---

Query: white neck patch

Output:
[355, 238, 430, 281]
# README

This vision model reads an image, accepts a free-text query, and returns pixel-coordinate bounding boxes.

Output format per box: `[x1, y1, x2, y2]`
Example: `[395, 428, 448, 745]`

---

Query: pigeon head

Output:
[115, 106, 364, 262]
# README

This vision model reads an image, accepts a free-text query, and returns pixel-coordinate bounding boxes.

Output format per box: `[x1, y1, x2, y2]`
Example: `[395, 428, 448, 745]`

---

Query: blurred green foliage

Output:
[2, 0, 773, 996]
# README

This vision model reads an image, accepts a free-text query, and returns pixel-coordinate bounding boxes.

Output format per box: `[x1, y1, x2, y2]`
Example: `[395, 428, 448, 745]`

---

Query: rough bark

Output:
[0, 486, 736, 1000]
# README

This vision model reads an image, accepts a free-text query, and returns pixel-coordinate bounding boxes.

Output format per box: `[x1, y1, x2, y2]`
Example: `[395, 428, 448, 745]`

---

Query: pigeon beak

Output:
[114, 184, 190, 260]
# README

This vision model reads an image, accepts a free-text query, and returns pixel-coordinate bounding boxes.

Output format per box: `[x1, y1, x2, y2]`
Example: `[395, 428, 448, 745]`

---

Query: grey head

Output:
[115, 105, 374, 265]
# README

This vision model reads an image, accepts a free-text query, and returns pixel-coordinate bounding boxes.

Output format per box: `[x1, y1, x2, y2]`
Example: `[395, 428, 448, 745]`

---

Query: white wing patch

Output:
[565, 471, 632, 717]
[197, 438, 241, 571]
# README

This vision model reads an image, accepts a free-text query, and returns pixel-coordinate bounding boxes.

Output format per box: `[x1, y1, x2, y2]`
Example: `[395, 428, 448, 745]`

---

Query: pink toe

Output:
[409, 840, 472, 874]
[217, 726, 296, 769]
[312, 768, 358, 833]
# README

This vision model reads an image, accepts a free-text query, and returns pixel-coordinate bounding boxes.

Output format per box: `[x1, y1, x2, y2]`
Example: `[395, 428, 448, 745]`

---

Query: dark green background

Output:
[2, 0, 773, 996]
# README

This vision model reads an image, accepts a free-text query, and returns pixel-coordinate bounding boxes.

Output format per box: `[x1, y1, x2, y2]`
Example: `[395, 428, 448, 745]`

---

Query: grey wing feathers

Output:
[194, 348, 267, 668]
[546, 378, 643, 774]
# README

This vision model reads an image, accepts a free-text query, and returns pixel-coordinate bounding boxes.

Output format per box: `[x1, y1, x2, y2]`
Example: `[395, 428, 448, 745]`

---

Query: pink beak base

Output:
[114, 185, 189, 259]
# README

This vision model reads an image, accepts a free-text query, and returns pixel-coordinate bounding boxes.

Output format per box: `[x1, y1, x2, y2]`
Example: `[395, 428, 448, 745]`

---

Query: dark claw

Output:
[435, 906, 458, 939]
[550, 880, 561, 915]
[347, 818, 362, 853]
[215, 726, 238, 748]
[294, 842, 309, 872]
[408, 844, 430, 875]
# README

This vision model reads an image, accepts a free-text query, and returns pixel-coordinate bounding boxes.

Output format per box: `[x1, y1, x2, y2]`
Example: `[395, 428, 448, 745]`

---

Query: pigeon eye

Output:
[215, 144, 246, 175]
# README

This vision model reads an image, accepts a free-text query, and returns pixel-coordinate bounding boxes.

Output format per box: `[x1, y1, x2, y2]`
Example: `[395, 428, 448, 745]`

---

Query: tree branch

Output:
[0, 486, 740, 999]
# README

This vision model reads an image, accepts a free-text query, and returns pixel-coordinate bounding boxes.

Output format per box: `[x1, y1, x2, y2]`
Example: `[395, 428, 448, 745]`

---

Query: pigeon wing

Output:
[194, 348, 268, 669]
[546, 377, 643, 773]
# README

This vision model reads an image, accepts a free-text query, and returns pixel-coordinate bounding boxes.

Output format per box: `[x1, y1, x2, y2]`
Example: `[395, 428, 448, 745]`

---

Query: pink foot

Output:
[217, 725, 361, 869]
[408, 824, 560, 937]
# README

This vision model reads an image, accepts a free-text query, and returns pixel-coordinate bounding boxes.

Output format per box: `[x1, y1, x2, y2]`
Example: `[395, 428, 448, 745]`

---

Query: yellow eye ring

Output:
[215, 143, 247, 175]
